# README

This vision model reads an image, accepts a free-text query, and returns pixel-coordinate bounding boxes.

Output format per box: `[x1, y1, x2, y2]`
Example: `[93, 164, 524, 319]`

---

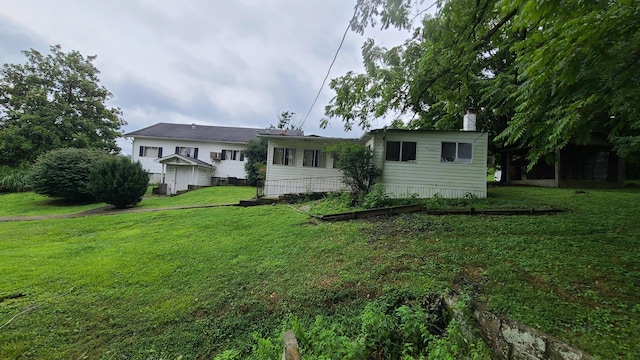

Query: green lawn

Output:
[0, 186, 256, 217]
[0, 186, 638, 359]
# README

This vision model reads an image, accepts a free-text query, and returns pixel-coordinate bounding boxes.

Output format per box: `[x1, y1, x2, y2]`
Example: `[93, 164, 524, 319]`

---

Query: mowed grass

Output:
[0, 186, 256, 218]
[0, 186, 639, 359]
[0, 192, 106, 217]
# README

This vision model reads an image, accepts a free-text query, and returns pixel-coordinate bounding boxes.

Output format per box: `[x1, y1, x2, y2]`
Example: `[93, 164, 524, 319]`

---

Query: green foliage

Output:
[242, 137, 268, 186]
[271, 110, 302, 130]
[88, 157, 149, 209]
[1, 187, 639, 358]
[0, 165, 31, 193]
[363, 183, 391, 209]
[325, 142, 381, 199]
[0, 45, 125, 167]
[29, 147, 109, 201]
[213, 349, 242, 360]
[327, 0, 640, 166]
[251, 297, 490, 359]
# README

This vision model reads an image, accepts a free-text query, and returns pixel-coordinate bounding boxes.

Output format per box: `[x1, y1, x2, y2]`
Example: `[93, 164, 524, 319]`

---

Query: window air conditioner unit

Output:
[210, 152, 222, 161]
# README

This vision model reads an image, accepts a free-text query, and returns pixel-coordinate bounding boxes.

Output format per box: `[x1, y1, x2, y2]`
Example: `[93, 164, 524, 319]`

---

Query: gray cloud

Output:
[1, 0, 413, 154]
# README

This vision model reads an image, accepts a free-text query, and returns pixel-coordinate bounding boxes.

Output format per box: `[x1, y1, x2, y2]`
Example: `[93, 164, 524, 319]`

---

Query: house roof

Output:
[155, 153, 213, 167]
[125, 123, 304, 143]
[259, 133, 357, 142]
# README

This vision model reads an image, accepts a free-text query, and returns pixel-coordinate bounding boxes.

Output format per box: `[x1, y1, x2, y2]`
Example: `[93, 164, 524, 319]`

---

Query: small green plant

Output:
[247, 296, 489, 359]
[363, 183, 391, 209]
[88, 156, 149, 209]
[428, 193, 446, 209]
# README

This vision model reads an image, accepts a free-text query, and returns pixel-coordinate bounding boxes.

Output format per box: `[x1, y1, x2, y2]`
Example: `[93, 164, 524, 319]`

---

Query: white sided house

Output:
[262, 127, 488, 198]
[126, 123, 303, 195]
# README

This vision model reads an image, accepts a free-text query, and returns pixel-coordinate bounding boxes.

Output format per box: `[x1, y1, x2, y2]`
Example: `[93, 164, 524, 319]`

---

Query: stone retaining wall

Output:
[445, 294, 592, 360]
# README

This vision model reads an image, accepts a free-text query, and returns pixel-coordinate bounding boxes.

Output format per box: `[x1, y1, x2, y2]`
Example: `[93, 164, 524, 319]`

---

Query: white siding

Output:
[130, 137, 250, 181]
[374, 131, 487, 198]
[263, 131, 488, 198]
[264, 138, 346, 196]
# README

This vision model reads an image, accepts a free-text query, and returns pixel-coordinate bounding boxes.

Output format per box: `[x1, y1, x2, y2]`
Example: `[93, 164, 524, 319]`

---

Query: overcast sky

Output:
[1, 0, 417, 154]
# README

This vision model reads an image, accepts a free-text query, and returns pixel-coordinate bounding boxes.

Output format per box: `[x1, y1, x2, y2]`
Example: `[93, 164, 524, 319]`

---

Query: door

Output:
[175, 167, 190, 192]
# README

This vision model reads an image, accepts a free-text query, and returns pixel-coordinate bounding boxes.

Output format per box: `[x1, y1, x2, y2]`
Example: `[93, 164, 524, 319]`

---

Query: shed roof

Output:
[155, 153, 213, 167]
[125, 123, 304, 143]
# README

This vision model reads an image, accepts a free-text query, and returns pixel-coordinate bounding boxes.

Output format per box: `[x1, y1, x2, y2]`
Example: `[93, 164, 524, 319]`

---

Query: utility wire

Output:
[300, 5, 358, 128]
[300, 1, 439, 129]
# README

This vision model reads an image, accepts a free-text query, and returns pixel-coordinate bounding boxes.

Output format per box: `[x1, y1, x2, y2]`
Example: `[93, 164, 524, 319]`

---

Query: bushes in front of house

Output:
[88, 157, 149, 208]
[28, 148, 148, 208]
[29, 148, 110, 202]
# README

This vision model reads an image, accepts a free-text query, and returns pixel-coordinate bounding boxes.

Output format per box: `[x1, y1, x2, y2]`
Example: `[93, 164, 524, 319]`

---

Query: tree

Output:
[324, 0, 640, 165]
[271, 110, 302, 130]
[88, 157, 149, 209]
[242, 137, 268, 186]
[325, 142, 381, 200]
[496, 0, 640, 163]
[0, 45, 125, 167]
[29, 147, 110, 202]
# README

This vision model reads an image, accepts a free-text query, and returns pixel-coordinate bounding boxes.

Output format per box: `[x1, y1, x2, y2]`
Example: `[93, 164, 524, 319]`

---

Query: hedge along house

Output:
[262, 116, 489, 198]
[125, 123, 303, 195]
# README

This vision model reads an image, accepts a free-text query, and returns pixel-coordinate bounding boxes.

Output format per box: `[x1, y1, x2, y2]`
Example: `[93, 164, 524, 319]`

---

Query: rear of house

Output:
[262, 129, 488, 198]
[126, 123, 304, 194]
[364, 129, 488, 198]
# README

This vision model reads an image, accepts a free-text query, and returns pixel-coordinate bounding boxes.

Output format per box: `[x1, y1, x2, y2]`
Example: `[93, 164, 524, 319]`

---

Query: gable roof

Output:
[125, 123, 304, 144]
[156, 153, 213, 167]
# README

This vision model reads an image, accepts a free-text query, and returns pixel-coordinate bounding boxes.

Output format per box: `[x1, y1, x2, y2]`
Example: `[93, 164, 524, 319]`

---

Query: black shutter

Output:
[193, 148, 199, 159]
[240, 152, 245, 161]
[139, 146, 144, 157]
[221, 150, 226, 160]
[175, 146, 180, 155]
[158, 147, 163, 158]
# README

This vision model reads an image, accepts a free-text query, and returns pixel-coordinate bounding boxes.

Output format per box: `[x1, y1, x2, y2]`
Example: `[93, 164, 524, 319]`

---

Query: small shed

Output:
[156, 154, 213, 195]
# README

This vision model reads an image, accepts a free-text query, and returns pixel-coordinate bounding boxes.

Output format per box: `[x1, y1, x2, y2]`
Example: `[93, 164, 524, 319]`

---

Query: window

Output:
[139, 146, 162, 158]
[441, 142, 472, 163]
[273, 147, 295, 166]
[303, 150, 326, 168]
[175, 146, 198, 158]
[221, 150, 245, 161]
[385, 141, 417, 162]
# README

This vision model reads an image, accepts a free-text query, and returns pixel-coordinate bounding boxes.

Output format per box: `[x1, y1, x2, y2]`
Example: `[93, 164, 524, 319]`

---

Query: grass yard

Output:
[0, 186, 638, 359]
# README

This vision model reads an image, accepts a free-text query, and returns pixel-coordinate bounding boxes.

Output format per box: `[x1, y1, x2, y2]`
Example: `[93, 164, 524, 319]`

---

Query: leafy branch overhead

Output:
[324, 0, 640, 164]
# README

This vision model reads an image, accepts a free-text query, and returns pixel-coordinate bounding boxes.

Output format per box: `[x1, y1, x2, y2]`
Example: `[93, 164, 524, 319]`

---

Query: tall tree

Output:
[324, 0, 640, 164]
[0, 45, 125, 167]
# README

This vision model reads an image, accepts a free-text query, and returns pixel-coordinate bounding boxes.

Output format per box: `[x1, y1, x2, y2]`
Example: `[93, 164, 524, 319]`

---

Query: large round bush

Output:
[29, 148, 109, 201]
[88, 157, 149, 209]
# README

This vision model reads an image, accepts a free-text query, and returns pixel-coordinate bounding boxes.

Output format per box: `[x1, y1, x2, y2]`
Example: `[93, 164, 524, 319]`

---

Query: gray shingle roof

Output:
[125, 123, 304, 143]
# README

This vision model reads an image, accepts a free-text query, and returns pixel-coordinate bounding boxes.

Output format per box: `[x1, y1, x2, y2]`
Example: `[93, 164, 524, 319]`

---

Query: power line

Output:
[300, 1, 439, 129]
[299, 5, 358, 128]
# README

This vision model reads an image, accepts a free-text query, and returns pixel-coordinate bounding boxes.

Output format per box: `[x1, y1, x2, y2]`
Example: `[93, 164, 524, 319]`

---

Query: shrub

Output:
[0, 165, 31, 192]
[363, 183, 391, 209]
[243, 137, 268, 186]
[88, 157, 149, 209]
[29, 148, 109, 201]
[325, 142, 381, 200]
